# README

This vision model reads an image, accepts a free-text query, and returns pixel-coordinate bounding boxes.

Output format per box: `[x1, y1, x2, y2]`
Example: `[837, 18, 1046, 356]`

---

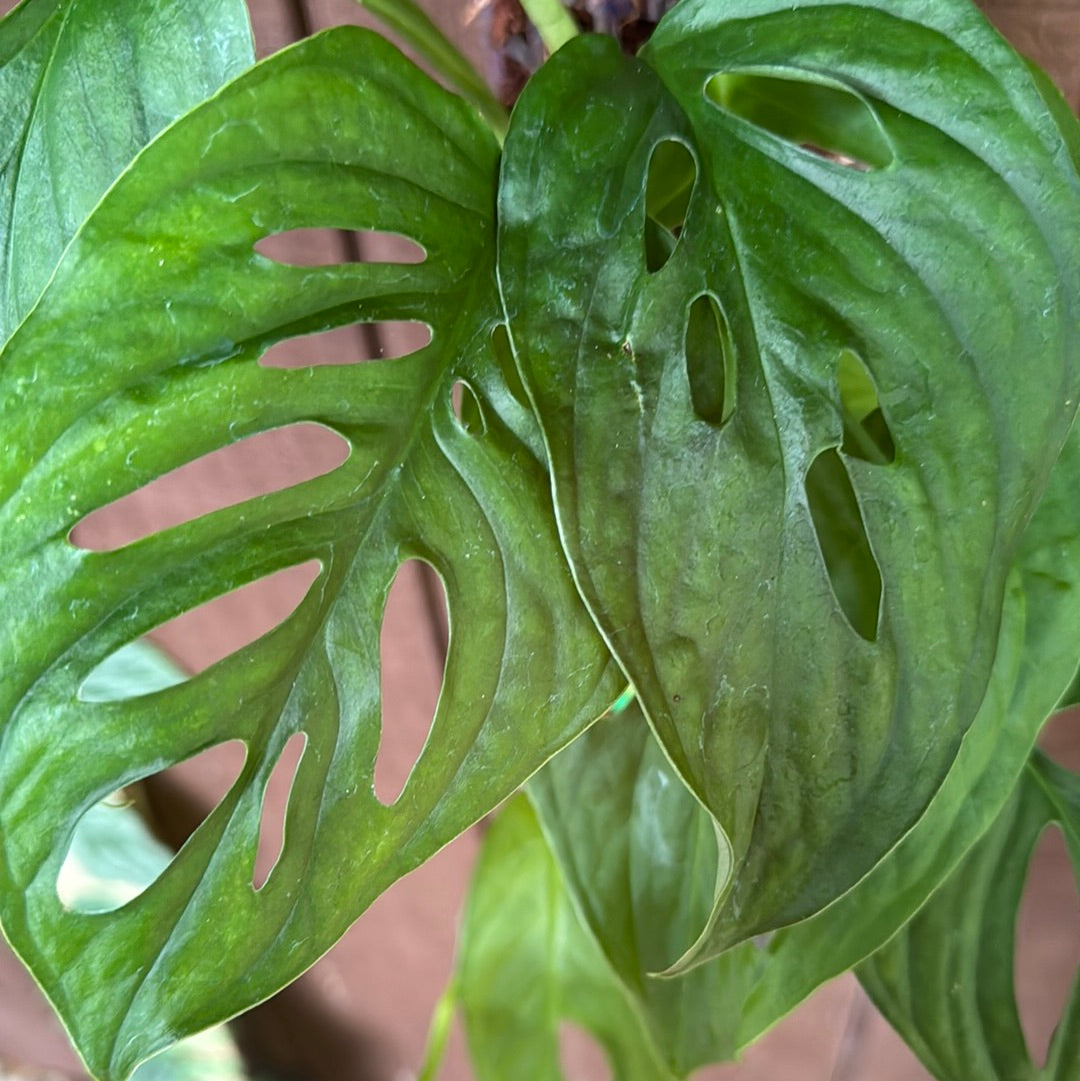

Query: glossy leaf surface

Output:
[858, 751, 1080, 1081]
[0, 0, 254, 340]
[62, 640, 250, 1081]
[527, 376, 1080, 1075]
[500, 0, 1080, 953]
[458, 796, 676, 1081]
[0, 28, 617, 1079]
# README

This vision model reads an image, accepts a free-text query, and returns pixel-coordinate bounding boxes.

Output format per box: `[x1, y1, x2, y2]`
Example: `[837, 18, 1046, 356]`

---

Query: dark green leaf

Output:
[0, 0, 254, 342]
[500, 0, 1080, 955]
[529, 411, 1080, 1074]
[0, 29, 618, 1079]
[858, 751, 1080, 1081]
[458, 796, 677, 1081]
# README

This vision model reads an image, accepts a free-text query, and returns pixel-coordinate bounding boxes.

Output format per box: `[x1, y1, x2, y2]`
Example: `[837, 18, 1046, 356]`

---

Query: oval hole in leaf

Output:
[644, 139, 695, 273]
[252, 731, 308, 891]
[71, 424, 350, 552]
[705, 70, 894, 171]
[558, 1022, 613, 1081]
[375, 560, 449, 806]
[452, 379, 487, 436]
[253, 228, 426, 266]
[1014, 824, 1080, 1067]
[79, 560, 323, 695]
[57, 740, 246, 914]
[685, 293, 736, 426]
[839, 348, 895, 464]
[805, 448, 882, 642]
[259, 320, 432, 368]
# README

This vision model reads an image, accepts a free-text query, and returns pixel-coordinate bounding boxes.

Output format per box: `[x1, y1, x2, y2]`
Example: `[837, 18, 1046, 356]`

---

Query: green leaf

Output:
[528, 396, 1080, 1075]
[857, 751, 1080, 1081]
[499, 0, 1080, 955]
[528, 704, 740, 1075]
[458, 796, 677, 1081]
[0, 28, 618, 1080]
[1063, 673, 1080, 712]
[0, 0, 255, 341]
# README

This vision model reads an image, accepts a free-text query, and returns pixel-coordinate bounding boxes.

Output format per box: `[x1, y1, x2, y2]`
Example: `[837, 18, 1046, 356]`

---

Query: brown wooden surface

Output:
[1, 1, 1078, 1079]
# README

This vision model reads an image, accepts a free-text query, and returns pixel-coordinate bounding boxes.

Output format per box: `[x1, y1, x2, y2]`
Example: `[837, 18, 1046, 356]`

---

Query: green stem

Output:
[519, 0, 579, 55]
[416, 979, 459, 1081]
[357, 0, 509, 140]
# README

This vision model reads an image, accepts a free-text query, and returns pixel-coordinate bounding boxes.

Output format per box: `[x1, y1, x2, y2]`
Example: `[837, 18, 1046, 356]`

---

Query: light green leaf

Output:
[1063, 675, 1080, 712]
[528, 380, 1080, 1075]
[458, 796, 677, 1081]
[0, 0, 254, 341]
[500, 0, 1080, 956]
[0, 28, 618, 1080]
[858, 750, 1080, 1081]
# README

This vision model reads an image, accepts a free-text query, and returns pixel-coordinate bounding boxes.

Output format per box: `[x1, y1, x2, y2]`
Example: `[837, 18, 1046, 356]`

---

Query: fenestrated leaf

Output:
[458, 795, 678, 1081]
[58, 639, 250, 1081]
[858, 750, 1080, 1081]
[0, 28, 619, 1080]
[499, 0, 1080, 956]
[528, 403, 1080, 1075]
[0, 0, 254, 341]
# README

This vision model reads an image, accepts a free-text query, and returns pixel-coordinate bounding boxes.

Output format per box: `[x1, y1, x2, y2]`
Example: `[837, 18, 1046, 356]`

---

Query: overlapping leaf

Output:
[858, 749, 1080, 1080]
[458, 795, 677, 1081]
[499, 0, 1080, 955]
[465, 414, 1080, 1078]
[0, 27, 618, 1080]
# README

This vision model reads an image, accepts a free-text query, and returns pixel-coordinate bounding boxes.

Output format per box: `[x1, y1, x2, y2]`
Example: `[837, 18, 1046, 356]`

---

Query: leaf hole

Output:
[79, 640, 188, 703]
[685, 294, 736, 426]
[252, 731, 308, 891]
[71, 423, 350, 552]
[1015, 824, 1080, 1068]
[644, 139, 696, 273]
[838, 348, 895, 464]
[253, 228, 425, 267]
[805, 448, 882, 642]
[705, 70, 894, 171]
[375, 560, 449, 806]
[451, 380, 487, 435]
[57, 740, 246, 914]
[79, 560, 323, 692]
[258, 320, 432, 368]
[558, 1023, 613, 1081]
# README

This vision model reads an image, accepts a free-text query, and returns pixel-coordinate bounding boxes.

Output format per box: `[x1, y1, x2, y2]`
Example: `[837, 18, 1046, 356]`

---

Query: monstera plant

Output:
[1, 0, 1078, 1078]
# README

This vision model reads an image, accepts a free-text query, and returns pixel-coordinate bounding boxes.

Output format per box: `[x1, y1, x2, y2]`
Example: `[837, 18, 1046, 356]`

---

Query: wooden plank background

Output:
[0, 2, 1077, 1079]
